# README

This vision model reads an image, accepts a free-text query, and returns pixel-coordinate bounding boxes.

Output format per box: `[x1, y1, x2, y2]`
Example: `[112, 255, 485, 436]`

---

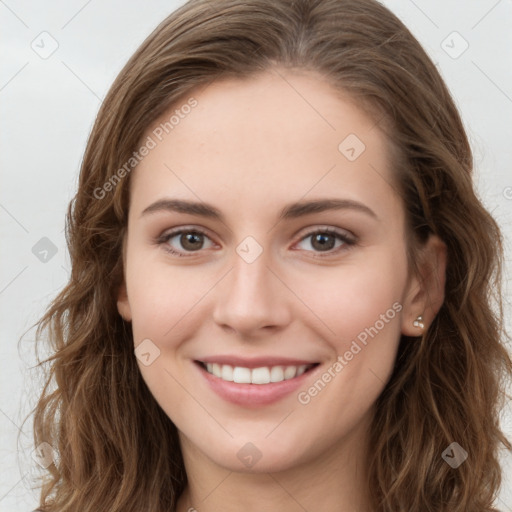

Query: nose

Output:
[211, 249, 292, 337]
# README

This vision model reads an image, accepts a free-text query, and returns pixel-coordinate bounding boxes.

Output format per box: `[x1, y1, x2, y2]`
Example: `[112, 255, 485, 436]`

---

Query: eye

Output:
[156, 226, 356, 258]
[157, 227, 215, 257]
[294, 228, 356, 257]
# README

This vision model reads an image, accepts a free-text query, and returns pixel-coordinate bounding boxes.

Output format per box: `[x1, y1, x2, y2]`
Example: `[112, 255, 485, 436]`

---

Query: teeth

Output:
[251, 367, 270, 384]
[283, 366, 297, 379]
[269, 366, 284, 382]
[212, 363, 222, 377]
[203, 362, 313, 384]
[233, 366, 251, 383]
[221, 365, 234, 381]
[296, 364, 307, 376]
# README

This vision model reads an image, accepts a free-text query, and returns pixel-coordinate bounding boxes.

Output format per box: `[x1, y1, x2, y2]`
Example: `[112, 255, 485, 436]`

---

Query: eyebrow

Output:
[140, 197, 378, 221]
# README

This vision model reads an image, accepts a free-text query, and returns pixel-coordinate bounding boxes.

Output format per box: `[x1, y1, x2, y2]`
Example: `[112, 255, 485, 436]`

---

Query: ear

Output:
[117, 280, 132, 322]
[401, 234, 447, 336]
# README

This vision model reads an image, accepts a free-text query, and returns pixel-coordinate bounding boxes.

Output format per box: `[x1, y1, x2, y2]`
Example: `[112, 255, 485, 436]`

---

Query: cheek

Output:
[293, 249, 407, 346]
[291, 249, 407, 415]
[289, 257, 406, 437]
[125, 258, 210, 420]
[125, 252, 215, 344]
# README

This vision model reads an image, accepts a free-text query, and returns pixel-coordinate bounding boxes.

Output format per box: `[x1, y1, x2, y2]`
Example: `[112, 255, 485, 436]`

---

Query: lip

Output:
[194, 359, 321, 407]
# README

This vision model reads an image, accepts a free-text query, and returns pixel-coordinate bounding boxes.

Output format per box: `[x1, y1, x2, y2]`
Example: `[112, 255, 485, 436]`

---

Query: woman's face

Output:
[117, 69, 442, 473]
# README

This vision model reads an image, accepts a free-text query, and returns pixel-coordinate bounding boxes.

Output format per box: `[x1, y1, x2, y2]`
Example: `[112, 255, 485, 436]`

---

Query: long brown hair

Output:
[27, 0, 511, 510]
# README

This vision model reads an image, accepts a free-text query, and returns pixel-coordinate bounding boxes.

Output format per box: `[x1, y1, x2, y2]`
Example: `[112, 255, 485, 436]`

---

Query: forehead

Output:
[129, 69, 402, 223]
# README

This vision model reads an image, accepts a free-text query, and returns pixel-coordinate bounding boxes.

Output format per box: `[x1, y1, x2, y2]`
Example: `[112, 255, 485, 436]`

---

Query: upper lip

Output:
[195, 355, 319, 369]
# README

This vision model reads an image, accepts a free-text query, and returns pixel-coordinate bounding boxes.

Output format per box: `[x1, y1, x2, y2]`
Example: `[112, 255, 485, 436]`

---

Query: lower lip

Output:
[195, 362, 319, 407]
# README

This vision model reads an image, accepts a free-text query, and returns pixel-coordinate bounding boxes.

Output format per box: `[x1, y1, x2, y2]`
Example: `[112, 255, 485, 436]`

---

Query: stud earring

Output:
[413, 315, 424, 329]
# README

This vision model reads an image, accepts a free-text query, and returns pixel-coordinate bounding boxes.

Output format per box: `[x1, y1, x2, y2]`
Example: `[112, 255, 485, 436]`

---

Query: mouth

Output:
[195, 360, 319, 384]
[193, 359, 321, 407]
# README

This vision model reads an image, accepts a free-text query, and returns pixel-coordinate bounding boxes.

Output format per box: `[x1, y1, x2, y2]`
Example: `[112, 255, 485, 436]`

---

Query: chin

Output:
[197, 435, 312, 474]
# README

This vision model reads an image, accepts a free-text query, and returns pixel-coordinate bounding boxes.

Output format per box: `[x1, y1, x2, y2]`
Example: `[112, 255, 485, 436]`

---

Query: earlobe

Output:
[401, 234, 447, 337]
[117, 281, 132, 322]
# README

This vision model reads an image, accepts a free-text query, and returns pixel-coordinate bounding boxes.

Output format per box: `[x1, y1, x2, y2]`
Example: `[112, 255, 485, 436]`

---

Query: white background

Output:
[1, 0, 511, 510]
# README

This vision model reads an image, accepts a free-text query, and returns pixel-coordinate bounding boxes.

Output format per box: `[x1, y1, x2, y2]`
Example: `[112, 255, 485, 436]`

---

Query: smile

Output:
[199, 361, 317, 384]
[194, 359, 321, 407]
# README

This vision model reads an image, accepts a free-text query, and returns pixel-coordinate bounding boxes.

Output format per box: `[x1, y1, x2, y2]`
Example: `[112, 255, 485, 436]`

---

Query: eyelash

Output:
[156, 226, 357, 259]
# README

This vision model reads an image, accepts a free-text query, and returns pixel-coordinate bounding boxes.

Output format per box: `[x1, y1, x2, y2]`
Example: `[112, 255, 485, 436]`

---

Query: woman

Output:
[30, 0, 512, 510]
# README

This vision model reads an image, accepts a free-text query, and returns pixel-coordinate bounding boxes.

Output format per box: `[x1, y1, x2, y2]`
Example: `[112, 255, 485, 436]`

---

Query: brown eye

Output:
[158, 228, 215, 256]
[310, 233, 336, 251]
[179, 232, 205, 251]
[295, 228, 356, 257]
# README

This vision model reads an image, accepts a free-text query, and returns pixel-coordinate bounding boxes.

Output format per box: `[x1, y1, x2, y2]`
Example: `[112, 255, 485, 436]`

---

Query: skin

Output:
[117, 67, 447, 512]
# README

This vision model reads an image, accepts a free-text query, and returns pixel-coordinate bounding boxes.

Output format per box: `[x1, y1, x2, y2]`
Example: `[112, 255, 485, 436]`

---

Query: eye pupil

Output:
[312, 233, 335, 251]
